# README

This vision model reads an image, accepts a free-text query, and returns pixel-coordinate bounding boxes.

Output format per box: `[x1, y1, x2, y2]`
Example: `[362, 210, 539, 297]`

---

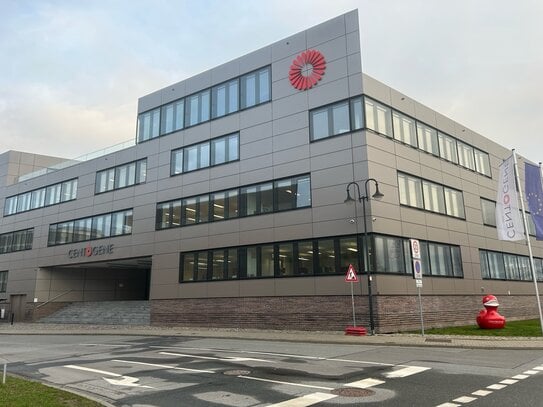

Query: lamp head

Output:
[344, 188, 356, 204]
[372, 182, 384, 200]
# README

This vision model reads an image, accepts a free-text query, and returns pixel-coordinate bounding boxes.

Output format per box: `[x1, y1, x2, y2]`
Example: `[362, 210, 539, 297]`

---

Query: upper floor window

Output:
[457, 141, 475, 171]
[0, 271, 7, 292]
[438, 132, 458, 164]
[137, 108, 160, 142]
[160, 99, 184, 135]
[0, 228, 33, 254]
[171, 133, 239, 175]
[365, 98, 393, 137]
[185, 89, 211, 127]
[474, 148, 491, 176]
[212, 79, 239, 118]
[4, 179, 78, 216]
[392, 111, 417, 147]
[240, 67, 270, 109]
[310, 100, 350, 141]
[416, 122, 439, 156]
[95, 159, 146, 194]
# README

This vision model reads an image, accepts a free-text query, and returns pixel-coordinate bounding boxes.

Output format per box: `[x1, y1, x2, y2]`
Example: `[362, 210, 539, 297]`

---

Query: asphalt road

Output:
[1, 334, 542, 406]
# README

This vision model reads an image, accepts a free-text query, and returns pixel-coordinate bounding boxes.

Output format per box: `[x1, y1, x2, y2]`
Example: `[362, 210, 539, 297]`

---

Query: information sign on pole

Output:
[410, 239, 421, 259]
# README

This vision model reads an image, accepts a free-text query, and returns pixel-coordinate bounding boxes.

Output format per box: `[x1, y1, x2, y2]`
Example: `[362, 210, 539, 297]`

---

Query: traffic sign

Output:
[415, 279, 423, 288]
[410, 239, 421, 259]
[413, 259, 423, 279]
[345, 264, 358, 282]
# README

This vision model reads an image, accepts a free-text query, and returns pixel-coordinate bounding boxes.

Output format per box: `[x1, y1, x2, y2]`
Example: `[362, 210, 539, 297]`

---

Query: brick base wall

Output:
[151, 294, 543, 333]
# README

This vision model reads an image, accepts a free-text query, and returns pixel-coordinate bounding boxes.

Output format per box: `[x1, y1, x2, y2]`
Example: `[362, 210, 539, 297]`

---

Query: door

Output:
[10, 294, 27, 322]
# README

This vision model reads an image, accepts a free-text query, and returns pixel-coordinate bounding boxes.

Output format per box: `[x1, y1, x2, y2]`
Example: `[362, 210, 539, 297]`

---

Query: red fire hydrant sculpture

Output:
[476, 294, 506, 329]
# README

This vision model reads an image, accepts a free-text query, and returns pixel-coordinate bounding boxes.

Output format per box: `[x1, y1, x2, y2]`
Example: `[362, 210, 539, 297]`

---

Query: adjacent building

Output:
[1, 10, 542, 332]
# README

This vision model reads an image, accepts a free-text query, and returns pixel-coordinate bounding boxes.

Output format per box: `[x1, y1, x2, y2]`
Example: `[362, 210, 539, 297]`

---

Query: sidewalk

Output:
[1, 322, 542, 350]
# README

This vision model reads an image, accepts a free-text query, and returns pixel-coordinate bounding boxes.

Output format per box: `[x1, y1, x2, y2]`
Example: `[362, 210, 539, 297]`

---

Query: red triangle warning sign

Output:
[345, 264, 358, 282]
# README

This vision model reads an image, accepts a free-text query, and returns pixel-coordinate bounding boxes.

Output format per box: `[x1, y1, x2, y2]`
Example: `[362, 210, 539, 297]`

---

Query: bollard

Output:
[2, 363, 6, 385]
[10, 313, 14, 325]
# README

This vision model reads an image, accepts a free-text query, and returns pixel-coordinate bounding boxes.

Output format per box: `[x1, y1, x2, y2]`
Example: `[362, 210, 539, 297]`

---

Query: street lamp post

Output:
[344, 178, 384, 335]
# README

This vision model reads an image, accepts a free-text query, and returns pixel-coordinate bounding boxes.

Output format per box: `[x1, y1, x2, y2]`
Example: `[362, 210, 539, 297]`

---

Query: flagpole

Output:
[512, 149, 543, 335]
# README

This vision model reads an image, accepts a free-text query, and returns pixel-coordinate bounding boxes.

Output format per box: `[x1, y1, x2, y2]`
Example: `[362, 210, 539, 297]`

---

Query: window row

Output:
[171, 133, 239, 175]
[179, 233, 463, 282]
[309, 96, 491, 177]
[373, 235, 463, 277]
[0, 271, 6, 292]
[0, 228, 33, 254]
[480, 198, 536, 235]
[157, 174, 311, 229]
[480, 250, 543, 282]
[48, 209, 133, 246]
[398, 172, 465, 218]
[137, 66, 271, 142]
[4, 179, 78, 216]
[96, 159, 147, 194]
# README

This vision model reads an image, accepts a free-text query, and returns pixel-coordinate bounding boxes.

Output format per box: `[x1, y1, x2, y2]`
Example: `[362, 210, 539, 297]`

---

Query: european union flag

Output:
[525, 162, 543, 240]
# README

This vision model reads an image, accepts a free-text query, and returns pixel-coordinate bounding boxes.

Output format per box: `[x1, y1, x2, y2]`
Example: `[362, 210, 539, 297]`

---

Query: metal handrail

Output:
[35, 290, 74, 309]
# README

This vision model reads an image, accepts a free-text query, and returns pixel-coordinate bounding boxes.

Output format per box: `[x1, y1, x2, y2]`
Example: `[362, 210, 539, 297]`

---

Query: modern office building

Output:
[1, 10, 542, 332]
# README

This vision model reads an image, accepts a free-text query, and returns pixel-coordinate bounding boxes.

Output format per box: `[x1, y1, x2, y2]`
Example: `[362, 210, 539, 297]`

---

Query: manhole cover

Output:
[331, 387, 375, 397]
[223, 369, 251, 376]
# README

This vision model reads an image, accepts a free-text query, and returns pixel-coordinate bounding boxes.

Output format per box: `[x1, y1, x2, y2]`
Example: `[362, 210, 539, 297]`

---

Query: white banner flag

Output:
[496, 155, 524, 241]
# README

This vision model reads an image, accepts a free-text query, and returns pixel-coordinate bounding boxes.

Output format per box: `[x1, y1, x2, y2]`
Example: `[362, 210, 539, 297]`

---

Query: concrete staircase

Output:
[38, 300, 150, 325]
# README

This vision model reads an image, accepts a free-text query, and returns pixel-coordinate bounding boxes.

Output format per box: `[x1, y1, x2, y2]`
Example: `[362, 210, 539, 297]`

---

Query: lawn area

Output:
[423, 319, 542, 337]
[0, 375, 103, 407]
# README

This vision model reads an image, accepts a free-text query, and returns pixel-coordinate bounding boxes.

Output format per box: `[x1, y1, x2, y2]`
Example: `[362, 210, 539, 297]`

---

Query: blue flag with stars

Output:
[525, 162, 543, 240]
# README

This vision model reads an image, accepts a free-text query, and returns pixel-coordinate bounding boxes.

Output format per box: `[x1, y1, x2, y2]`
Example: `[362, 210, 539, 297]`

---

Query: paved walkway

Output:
[1, 322, 542, 349]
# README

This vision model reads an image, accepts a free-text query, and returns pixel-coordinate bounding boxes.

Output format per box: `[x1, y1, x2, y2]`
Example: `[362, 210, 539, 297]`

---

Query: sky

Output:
[1, 0, 542, 164]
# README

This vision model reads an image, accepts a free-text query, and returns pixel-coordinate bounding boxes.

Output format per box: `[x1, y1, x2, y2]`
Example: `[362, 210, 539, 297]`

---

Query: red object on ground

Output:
[476, 294, 506, 329]
[345, 326, 367, 336]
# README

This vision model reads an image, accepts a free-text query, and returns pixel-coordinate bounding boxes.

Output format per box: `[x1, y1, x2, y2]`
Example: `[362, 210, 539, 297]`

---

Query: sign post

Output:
[345, 264, 358, 327]
[410, 239, 425, 336]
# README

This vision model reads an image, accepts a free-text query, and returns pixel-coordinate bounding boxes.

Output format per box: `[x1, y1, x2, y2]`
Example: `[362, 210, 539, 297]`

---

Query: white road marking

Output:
[159, 351, 273, 363]
[345, 378, 385, 388]
[523, 370, 539, 375]
[452, 396, 477, 403]
[472, 390, 492, 396]
[112, 359, 215, 373]
[151, 346, 397, 367]
[78, 343, 129, 348]
[499, 379, 518, 385]
[64, 364, 152, 388]
[383, 366, 430, 378]
[533, 365, 543, 371]
[512, 374, 529, 379]
[238, 375, 333, 391]
[266, 392, 337, 407]
[487, 384, 507, 390]
[436, 403, 461, 407]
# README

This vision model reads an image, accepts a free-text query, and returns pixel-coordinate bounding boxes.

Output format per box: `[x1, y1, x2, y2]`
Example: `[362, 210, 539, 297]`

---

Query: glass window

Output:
[115, 162, 136, 189]
[0, 271, 7, 293]
[199, 196, 209, 223]
[518, 256, 531, 281]
[73, 218, 92, 242]
[428, 243, 452, 276]
[45, 184, 61, 205]
[91, 214, 111, 239]
[96, 168, 115, 193]
[365, 98, 392, 137]
[474, 149, 491, 176]
[438, 132, 458, 163]
[241, 182, 273, 216]
[374, 235, 405, 273]
[195, 251, 208, 281]
[260, 245, 274, 277]
[183, 141, 210, 172]
[398, 173, 423, 209]
[486, 251, 506, 279]
[161, 99, 184, 135]
[156, 202, 172, 229]
[339, 237, 358, 274]
[226, 248, 238, 279]
[350, 97, 364, 130]
[212, 250, 226, 280]
[479, 251, 490, 279]
[534, 258, 543, 282]
[450, 247, 465, 277]
[416, 123, 439, 155]
[317, 239, 336, 274]
[457, 141, 476, 171]
[182, 197, 197, 225]
[504, 254, 520, 280]
[310, 101, 350, 141]
[137, 108, 160, 142]
[11, 230, 26, 251]
[171, 149, 183, 175]
[61, 179, 77, 201]
[112, 210, 133, 236]
[241, 66, 270, 109]
[211, 189, 239, 221]
[212, 79, 239, 118]
[16, 192, 31, 212]
[211, 134, 239, 166]
[245, 247, 258, 278]
[392, 111, 417, 147]
[182, 253, 196, 281]
[136, 160, 147, 184]
[481, 199, 496, 226]
[47, 225, 57, 247]
[4, 196, 17, 216]
[444, 187, 465, 218]
[185, 89, 210, 127]
[297, 241, 314, 275]
[422, 181, 446, 214]
[30, 188, 46, 209]
[56, 221, 74, 245]
[278, 243, 294, 276]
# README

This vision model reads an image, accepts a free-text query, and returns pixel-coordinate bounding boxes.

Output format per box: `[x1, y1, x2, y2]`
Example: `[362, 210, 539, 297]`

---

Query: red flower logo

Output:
[289, 50, 326, 90]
